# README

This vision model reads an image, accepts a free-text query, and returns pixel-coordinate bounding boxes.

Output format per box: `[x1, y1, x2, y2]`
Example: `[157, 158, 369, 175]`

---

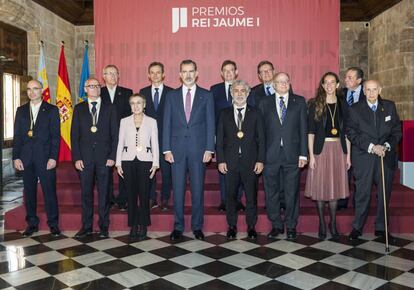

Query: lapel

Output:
[114, 86, 122, 105]
[146, 87, 156, 113]
[188, 86, 202, 124]
[176, 87, 187, 124]
[220, 83, 229, 105]
[33, 102, 47, 129]
[376, 99, 387, 133]
[360, 101, 378, 133]
[98, 101, 106, 126]
[268, 96, 281, 128]
[22, 103, 31, 129]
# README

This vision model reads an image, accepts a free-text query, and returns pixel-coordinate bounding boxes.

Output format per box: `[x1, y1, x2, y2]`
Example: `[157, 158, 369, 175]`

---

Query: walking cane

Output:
[380, 155, 390, 253]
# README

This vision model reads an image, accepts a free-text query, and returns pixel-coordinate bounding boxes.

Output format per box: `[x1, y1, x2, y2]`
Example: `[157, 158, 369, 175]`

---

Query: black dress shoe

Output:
[139, 226, 147, 241]
[217, 202, 226, 212]
[247, 228, 257, 240]
[193, 230, 205, 240]
[50, 226, 61, 237]
[170, 230, 183, 241]
[267, 228, 283, 239]
[151, 200, 159, 209]
[318, 224, 326, 240]
[161, 199, 169, 211]
[226, 226, 237, 240]
[75, 227, 93, 238]
[348, 228, 362, 240]
[236, 201, 246, 212]
[118, 203, 127, 211]
[22, 226, 38, 237]
[99, 228, 109, 238]
[130, 225, 139, 238]
[286, 229, 297, 241]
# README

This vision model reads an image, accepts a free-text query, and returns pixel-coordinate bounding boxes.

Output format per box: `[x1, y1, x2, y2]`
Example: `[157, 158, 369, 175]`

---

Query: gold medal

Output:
[237, 131, 244, 139]
[331, 128, 338, 135]
[90, 126, 97, 133]
[136, 145, 143, 152]
[27, 130, 33, 137]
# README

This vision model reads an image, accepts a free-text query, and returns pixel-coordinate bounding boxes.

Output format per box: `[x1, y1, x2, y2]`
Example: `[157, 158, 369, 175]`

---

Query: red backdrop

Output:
[95, 0, 339, 98]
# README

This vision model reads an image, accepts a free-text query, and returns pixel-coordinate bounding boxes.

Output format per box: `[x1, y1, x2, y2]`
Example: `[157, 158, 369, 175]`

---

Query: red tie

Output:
[185, 89, 191, 123]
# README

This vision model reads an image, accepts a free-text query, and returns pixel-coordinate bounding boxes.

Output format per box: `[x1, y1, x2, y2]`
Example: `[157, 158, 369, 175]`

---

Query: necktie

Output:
[371, 104, 377, 112]
[237, 108, 243, 128]
[91, 101, 97, 115]
[347, 91, 354, 106]
[266, 86, 272, 96]
[279, 97, 287, 124]
[185, 89, 192, 123]
[154, 88, 159, 112]
[228, 84, 232, 105]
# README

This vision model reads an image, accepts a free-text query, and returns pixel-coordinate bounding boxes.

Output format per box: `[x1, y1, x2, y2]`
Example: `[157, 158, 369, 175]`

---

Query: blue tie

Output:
[227, 84, 232, 105]
[154, 88, 159, 112]
[371, 105, 377, 112]
[266, 86, 272, 96]
[347, 91, 354, 106]
[279, 97, 287, 123]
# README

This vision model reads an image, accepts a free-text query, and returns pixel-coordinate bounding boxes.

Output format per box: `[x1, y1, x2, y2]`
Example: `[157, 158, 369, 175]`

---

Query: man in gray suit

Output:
[258, 72, 308, 241]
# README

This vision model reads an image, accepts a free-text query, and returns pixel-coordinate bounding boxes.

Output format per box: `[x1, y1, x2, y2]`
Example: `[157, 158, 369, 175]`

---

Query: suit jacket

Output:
[139, 84, 172, 145]
[210, 82, 232, 124]
[71, 100, 119, 164]
[162, 85, 215, 162]
[308, 98, 347, 155]
[346, 98, 401, 169]
[13, 101, 60, 165]
[216, 105, 265, 171]
[101, 85, 133, 123]
[251, 83, 293, 107]
[115, 114, 159, 167]
[258, 93, 308, 164]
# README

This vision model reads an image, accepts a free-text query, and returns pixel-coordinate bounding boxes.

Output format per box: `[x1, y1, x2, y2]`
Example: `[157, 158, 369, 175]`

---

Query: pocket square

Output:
[385, 116, 391, 122]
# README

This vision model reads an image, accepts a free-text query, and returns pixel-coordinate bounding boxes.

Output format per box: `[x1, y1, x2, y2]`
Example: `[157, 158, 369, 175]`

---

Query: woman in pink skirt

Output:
[305, 72, 351, 240]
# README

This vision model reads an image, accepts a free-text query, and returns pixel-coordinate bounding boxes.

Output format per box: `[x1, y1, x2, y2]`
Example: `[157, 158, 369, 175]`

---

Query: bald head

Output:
[273, 72, 291, 95]
[363, 79, 382, 104]
[27, 79, 43, 104]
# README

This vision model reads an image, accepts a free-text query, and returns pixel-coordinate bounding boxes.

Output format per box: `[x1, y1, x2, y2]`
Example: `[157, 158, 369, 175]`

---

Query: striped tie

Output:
[347, 90, 354, 106]
[279, 97, 287, 124]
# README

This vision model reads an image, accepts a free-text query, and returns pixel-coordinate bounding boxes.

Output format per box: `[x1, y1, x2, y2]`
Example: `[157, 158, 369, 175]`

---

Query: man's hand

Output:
[46, 159, 57, 170]
[117, 166, 124, 179]
[309, 156, 316, 169]
[372, 145, 386, 157]
[298, 159, 307, 168]
[203, 151, 212, 163]
[75, 160, 84, 171]
[165, 152, 174, 163]
[254, 162, 264, 174]
[106, 159, 115, 167]
[218, 163, 228, 174]
[13, 159, 24, 171]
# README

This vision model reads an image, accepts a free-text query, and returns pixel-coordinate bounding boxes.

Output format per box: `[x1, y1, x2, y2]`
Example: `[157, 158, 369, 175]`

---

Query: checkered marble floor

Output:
[0, 230, 414, 290]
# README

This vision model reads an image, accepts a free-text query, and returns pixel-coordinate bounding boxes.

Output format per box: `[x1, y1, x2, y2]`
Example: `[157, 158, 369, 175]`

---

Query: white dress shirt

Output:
[30, 101, 42, 124]
[182, 85, 196, 108]
[152, 83, 164, 102]
[107, 85, 117, 103]
[88, 97, 102, 122]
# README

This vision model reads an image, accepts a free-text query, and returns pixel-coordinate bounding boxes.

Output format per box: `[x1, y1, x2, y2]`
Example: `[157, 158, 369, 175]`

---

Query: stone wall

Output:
[368, 0, 414, 120]
[339, 22, 369, 79]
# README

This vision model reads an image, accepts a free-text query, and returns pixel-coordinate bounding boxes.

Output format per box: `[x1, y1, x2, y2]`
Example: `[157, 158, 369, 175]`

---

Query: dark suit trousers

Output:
[109, 170, 127, 205]
[219, 172, 243, 203]
[171, 157, 205, 232]
[123, 158, 152, 227]
[225, 157, 258, 228]
[23, 161, 59, 228]
[149, 156, 172, 201]
[79, 161, 111, 230]
[352, 156, 393, 232]
[264, 147, 301, 230]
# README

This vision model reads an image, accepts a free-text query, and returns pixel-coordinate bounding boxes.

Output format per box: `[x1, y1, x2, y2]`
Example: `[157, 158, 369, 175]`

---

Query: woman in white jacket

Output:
[116, 93, 159, 239]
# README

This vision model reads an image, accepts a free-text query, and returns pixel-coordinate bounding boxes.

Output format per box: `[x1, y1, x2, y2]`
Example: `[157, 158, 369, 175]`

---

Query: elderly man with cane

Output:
[346, 80, 401, 249]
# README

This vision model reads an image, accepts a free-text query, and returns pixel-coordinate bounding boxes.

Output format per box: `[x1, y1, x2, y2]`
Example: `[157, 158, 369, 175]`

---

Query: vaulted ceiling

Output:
[32, 0, 402, 25]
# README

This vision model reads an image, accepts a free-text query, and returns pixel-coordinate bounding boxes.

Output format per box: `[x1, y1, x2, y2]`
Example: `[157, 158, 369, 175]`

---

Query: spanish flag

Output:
[56, 45, 73, 161]
[37, 44, 51, 102]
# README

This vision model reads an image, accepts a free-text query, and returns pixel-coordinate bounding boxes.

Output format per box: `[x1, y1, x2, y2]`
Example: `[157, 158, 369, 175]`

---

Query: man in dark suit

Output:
[258, 72, 308, 241]
[210, 60, 245, 212]
[71, 78, 119, 238]
[337, 67, 367, 210]
[139, 62, 173, 210]
[216, 80, 265, 240]
[347, 80, 401, 240]
[163, 59, 215, 241]
[251, 60, 275, 107]
[101, 64, 132, 210]
[13, 80, 61, 237]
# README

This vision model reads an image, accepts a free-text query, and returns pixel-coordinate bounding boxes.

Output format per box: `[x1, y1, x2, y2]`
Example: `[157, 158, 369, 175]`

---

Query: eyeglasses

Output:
[27, 88, 42, 92]
[85, 84, 100, 89]
[103, 72, 118, 77]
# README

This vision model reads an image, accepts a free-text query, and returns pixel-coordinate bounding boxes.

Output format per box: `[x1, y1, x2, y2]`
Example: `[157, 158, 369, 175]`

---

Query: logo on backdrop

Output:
[172, 6, 260, 33]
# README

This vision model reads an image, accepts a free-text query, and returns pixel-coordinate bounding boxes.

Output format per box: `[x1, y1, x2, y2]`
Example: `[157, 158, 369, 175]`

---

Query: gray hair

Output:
[230, 79, 251, 95]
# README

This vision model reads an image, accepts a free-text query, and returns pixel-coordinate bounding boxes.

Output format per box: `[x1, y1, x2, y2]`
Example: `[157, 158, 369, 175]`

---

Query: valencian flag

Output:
[37, 43, 51, 102]
[78, 42, 90, 103]
[56, 44, 73, 161]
